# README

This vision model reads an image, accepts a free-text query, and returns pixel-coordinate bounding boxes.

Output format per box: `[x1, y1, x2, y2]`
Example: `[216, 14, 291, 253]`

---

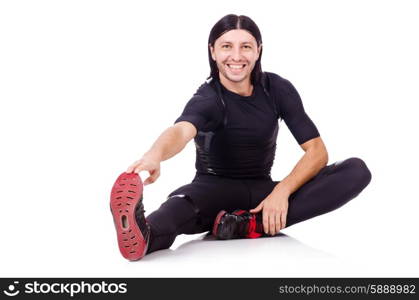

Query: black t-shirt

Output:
[174, 71, 320, 178]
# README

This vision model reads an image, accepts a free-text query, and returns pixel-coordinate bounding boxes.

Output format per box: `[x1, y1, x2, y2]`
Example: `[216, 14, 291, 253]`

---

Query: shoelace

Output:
[135, 202, 150, 232]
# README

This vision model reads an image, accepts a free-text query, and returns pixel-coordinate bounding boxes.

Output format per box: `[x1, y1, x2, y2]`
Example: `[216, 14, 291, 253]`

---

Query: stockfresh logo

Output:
[3, 281, 20, 297]
[2, 280, 128, 297]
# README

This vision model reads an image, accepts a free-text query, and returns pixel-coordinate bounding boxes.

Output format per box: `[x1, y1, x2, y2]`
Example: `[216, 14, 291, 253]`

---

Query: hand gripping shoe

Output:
[212, 209, 265, 240]
[110, 172, 151, 260]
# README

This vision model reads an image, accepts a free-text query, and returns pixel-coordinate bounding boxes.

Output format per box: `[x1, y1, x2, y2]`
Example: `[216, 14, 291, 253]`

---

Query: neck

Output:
[219, 73, 253, 96]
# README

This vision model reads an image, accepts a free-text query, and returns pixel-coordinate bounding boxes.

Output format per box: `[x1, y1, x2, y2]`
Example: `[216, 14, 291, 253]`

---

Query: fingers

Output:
[263, 210, 287, 236]
[133, 162, 146, 174]
[267, 213, 281, 236]
[126, 165, 135, 173]
[275, 213, 282, 234]
[281, 211, 287, 229]
[126, 159, 143, 174]
[262, 209, 277, 235]
[144, 169, 160, 185]
[262, 211, 269, 235]
[269, 214, 276, 236]
[126, 159, 150, 175]
[257, 199, 289, 235]
[249, 202, 263, 213]
[133, 167, 142, 174]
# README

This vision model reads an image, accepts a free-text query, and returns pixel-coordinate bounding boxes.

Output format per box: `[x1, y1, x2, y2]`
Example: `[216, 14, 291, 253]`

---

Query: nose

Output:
[231, 46, 242, 61]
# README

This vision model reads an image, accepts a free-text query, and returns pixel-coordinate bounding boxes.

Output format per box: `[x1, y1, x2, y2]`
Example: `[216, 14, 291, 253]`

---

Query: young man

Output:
[110, 14, 372, 261]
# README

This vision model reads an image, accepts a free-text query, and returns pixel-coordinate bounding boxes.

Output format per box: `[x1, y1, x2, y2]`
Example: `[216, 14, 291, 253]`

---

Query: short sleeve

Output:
[272, 74, 320, 145]
[174, 94, 222, 132]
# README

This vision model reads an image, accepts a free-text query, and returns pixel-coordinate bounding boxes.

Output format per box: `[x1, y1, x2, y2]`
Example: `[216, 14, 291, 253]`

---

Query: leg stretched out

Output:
[145, 173, 253, 254]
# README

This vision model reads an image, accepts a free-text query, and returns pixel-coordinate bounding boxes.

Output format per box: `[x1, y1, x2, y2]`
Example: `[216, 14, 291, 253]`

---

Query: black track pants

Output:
[144, 157, 372, 254]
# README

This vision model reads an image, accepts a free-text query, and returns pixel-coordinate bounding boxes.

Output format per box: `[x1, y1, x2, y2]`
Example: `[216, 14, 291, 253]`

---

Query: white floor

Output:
[1, 172, 418, 278]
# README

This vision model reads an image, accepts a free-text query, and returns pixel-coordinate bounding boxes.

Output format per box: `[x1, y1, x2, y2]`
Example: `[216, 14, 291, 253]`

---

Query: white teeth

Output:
[228, 64, 245, 69]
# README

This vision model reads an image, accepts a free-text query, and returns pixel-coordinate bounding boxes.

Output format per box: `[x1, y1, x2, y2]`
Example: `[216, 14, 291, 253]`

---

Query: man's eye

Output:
[221, 45, 251, 49]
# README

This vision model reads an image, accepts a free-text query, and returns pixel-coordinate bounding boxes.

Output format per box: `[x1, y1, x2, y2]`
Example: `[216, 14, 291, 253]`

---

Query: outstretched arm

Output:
[126, 121, 196, 185]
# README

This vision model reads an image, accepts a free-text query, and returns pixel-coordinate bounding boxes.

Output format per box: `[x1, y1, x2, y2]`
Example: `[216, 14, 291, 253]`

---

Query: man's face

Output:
[210, 29, 262, 84]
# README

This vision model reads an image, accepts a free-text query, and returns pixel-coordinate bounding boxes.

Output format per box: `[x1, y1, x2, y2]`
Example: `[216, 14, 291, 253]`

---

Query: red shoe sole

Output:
[212, 210, 227, 237]
[110, 172, 148, 261]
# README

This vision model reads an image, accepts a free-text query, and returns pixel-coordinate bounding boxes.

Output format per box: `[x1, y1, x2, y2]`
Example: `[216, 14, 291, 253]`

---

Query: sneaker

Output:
[110, 172, 151, 260]
[212, 209, 264, 240]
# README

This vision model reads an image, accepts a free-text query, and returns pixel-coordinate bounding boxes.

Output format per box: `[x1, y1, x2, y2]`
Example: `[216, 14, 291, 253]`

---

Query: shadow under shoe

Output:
[212, 209, 265, 240]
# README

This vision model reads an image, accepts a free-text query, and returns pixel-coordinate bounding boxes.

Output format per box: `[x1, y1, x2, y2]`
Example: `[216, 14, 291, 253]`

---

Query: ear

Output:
[257, 43, 263, 59]
[209, 43, 216, 61]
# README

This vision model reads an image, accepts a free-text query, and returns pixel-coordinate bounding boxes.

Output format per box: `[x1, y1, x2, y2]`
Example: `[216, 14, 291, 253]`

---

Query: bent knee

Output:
[345, 157, 372, 187]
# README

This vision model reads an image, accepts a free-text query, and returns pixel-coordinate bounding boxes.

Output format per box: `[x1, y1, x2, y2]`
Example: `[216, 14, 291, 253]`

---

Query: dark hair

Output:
[207, 14, 263, 85]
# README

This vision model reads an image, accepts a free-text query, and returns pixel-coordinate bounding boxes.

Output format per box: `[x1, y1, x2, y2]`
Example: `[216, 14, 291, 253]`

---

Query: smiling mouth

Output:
[226, 64, 246, 70]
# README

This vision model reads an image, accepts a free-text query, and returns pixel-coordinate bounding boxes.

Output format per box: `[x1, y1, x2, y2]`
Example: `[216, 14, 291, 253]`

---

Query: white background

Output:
[0, 0, 418, 277]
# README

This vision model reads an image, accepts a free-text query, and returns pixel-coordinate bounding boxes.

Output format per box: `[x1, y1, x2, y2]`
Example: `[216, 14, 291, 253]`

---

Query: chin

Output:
[223, 72, 248, 82]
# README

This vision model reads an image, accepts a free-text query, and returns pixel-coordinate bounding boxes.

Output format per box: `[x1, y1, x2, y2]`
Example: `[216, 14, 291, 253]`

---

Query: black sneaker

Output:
[212, 209, 264, 239]
[110, 172, 150, 260]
